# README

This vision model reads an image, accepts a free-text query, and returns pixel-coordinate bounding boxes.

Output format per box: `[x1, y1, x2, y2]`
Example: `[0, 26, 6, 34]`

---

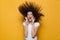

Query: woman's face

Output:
[27, 11, 34, 22]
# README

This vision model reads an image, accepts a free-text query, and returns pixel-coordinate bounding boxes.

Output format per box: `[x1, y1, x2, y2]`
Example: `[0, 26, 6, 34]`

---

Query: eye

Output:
[31, 14, 32, 15]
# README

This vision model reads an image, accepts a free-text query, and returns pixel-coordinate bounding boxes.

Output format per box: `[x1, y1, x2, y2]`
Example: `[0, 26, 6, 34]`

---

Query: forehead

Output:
[27, 11, 32, 14]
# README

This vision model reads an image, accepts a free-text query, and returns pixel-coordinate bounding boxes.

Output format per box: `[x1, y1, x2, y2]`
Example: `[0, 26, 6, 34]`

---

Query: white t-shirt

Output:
[23, 22, 40, 40]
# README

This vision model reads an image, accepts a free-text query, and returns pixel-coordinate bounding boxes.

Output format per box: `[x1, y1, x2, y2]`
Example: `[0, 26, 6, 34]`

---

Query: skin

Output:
[24, 11, 39, 38]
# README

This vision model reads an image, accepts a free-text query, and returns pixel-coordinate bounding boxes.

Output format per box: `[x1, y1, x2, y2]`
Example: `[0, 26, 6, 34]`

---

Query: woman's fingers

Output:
[25, 17, 28, 21]
[25, 17, 29, 25]
[31, 17, 35, 24]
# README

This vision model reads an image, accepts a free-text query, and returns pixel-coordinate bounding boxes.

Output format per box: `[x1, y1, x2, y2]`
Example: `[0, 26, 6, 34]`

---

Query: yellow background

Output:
[0, 0, 60, 40]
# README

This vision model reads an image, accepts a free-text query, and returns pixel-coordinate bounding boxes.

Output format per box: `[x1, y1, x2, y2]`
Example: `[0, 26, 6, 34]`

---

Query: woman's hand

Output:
[31, 17, 35, 24]
[25, 17, 29, 25]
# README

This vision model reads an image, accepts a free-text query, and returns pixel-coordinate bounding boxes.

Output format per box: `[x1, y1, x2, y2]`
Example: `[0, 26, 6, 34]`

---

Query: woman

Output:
[18, 2, 44, 40]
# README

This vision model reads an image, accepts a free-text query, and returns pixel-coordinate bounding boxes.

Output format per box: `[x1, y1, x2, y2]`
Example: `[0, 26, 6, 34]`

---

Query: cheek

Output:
[27, 15, 30, 18]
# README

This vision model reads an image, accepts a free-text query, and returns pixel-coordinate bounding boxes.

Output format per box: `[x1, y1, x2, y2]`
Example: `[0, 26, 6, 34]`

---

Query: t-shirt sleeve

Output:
[34, 22, 40, 27]
[23, 22, 26, 27]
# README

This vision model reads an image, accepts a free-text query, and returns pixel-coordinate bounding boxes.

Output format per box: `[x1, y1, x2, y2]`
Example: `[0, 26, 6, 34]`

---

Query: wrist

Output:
[25, 21, 29, 26]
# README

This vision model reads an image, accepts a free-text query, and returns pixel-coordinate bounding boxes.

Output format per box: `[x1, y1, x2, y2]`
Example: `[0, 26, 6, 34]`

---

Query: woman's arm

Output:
[31, 24, 39, 38]
[24, 25, 28, 38]
[23, 17, 29, 38]
[31, 22, 40, 38]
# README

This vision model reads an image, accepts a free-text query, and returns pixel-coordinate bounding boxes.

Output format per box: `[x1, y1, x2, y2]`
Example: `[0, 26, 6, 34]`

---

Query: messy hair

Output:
[18, 2, 44, 22]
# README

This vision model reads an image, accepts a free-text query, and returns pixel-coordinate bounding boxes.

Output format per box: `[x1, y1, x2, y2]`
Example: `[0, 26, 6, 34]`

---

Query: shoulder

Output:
[34, 22, 40, 27]
[23, 21, 26, 26]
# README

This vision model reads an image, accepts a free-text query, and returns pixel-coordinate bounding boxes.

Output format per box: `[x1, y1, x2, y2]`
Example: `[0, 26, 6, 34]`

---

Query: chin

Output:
[29, 21, 31, 22]
[29, 20, 32, 22]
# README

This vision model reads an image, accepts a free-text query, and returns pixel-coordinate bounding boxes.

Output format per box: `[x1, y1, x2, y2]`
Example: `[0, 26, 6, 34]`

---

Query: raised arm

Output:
[23, 17, 29, 38]
[31, 22, 40, 38]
